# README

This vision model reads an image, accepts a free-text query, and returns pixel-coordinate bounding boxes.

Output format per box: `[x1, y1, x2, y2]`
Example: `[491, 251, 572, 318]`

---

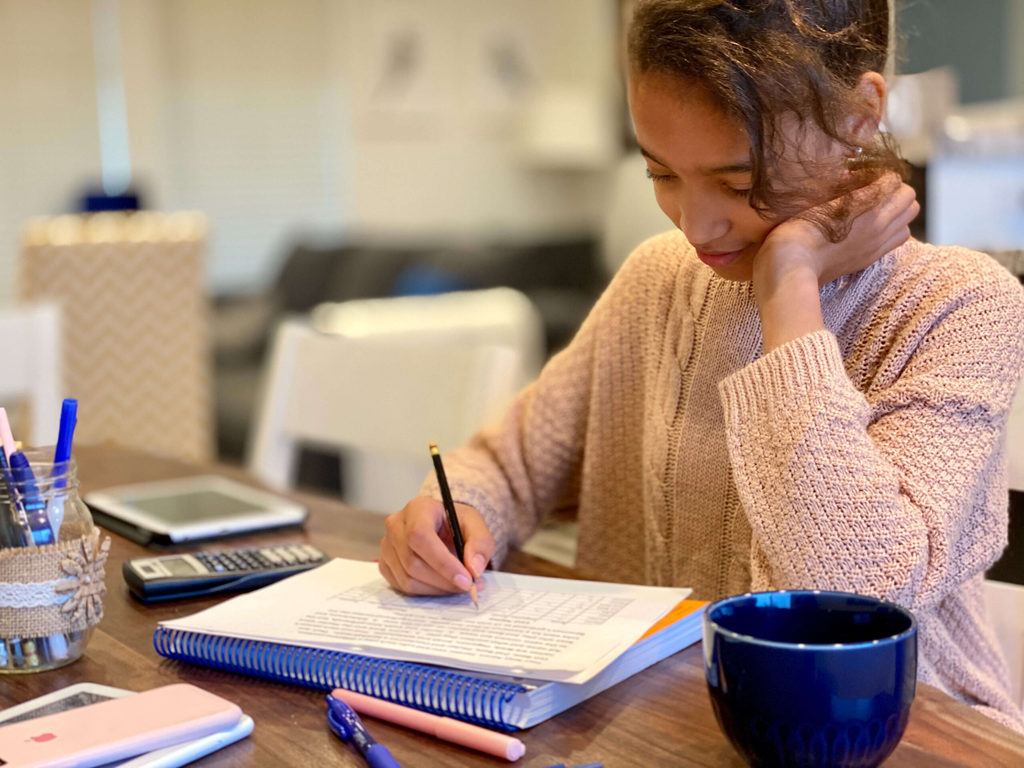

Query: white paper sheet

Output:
[159, 558, 690, 684]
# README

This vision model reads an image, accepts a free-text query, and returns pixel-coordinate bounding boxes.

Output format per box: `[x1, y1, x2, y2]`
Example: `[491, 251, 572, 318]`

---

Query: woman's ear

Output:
[846, 71, 887, 147]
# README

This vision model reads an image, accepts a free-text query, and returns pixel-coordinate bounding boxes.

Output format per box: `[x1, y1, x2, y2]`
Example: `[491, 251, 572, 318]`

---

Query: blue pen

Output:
[0, 448, 31, 547]
[326, 694, 402, 768]
[48, 398, 78, 536]
[52, 398, 77, 482]
[8, 452, 53, 546]
[46, 401, 75, 658]
[0, 449, 23, 547]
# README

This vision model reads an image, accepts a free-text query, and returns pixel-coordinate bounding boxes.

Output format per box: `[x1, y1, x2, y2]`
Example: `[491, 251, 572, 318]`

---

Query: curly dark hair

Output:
[627, 0, 908, 240]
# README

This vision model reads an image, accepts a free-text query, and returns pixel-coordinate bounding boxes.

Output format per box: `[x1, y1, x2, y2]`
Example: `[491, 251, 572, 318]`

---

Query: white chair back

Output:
[247, 316, 525, 513]
[309, 287, 545, 388]
[0, 302, 62, 445]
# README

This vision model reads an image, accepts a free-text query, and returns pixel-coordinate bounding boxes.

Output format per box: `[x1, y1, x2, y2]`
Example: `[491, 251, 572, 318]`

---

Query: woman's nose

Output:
[676, 194, 729, 246]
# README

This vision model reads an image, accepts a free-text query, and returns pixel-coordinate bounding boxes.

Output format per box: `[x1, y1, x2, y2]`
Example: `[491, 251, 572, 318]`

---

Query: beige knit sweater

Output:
[426, 230, 1024, 731]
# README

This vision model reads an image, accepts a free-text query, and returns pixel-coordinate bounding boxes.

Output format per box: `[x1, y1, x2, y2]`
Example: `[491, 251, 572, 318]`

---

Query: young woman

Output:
[379, 0, 1024, 730]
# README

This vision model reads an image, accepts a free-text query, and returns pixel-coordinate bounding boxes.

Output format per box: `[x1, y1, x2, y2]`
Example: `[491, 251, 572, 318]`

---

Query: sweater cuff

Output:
[718, 329, 847, 412]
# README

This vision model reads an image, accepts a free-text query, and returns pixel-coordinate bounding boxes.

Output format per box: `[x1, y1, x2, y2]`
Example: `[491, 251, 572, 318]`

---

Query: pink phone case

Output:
[0, 683, 243, 768]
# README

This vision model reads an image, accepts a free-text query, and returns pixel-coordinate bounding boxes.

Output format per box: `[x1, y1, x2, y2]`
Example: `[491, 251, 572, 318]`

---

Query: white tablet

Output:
[84, 475, 307, 546]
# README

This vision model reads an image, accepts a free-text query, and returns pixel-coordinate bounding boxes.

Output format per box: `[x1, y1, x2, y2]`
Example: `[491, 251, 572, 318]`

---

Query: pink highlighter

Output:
[329, 689, 526, 762]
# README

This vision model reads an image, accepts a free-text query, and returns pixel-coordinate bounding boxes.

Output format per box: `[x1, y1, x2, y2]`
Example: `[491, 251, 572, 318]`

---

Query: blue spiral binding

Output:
[153, 627, 527, 731]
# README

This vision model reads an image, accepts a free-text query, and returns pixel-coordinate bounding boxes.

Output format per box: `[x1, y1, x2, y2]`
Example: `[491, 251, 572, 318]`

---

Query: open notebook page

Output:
[159, 557, 690, 684]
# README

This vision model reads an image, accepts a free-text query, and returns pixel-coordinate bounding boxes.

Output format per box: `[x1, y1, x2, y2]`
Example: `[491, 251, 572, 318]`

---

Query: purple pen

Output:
[326, 694, 402, 768]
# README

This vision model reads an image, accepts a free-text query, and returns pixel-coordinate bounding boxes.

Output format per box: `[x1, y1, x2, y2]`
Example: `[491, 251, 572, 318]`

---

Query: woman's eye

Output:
[645, 168, 674, 183]
[723, 185, 751, 199]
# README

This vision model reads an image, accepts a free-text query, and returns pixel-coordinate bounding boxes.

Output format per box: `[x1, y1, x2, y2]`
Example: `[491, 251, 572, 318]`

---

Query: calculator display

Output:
[161, 557, 201, 576]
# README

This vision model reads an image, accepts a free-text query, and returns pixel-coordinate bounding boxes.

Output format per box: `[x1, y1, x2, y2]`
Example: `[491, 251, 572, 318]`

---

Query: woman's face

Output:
[628, 72, 785, 282]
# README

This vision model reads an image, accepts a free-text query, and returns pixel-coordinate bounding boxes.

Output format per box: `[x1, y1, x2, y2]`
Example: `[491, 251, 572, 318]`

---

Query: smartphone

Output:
[0, 683, 254, 768]
[0, 683, 244, 768]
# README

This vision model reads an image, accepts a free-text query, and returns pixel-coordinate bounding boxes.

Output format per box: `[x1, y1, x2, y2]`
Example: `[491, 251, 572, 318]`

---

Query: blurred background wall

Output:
[897, 0, 1024, 105]
[0, 0, 621, 300]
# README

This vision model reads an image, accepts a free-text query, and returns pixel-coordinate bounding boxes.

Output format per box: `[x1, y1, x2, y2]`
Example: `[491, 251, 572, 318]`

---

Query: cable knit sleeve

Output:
[718, 265, 1024, 612]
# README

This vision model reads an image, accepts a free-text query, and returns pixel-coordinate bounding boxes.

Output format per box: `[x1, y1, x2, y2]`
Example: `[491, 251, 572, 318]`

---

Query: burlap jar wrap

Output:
[0, 529, 110, 639]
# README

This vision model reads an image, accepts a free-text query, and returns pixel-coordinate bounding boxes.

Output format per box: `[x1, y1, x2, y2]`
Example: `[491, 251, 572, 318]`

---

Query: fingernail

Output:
[453, 573, 471, 591]
[471, 554, 487, 577]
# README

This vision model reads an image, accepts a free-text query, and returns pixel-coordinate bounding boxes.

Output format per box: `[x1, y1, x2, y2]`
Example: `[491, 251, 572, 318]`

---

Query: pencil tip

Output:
[429, 443, 439, 454]
[469, 583, 479, 608]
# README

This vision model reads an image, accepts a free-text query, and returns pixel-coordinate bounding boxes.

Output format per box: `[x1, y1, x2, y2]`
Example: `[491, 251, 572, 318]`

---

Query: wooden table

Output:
[3, 445, 1023, 767]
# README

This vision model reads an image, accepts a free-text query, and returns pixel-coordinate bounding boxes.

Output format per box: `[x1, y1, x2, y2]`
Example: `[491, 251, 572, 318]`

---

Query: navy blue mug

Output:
[703, 590, 917, 768]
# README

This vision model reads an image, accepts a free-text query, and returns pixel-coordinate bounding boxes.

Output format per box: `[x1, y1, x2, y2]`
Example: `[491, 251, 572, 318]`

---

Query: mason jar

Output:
[0, 447, 108, 673]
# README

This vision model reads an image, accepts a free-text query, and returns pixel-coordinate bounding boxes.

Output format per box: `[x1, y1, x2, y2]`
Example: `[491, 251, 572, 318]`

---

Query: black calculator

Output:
[122, 544, 329, 603]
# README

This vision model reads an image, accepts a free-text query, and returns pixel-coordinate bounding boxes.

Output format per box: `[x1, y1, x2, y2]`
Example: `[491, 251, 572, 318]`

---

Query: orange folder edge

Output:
[636, 599, 708, 643]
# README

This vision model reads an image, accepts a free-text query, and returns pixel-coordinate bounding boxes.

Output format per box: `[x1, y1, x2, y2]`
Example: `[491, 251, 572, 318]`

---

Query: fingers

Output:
[457, 503, 495, 579]
[378, 497, 491, 597]
[382, 499, 468, 594]
[379, 539, 459, 596]
[861, 180, 914, 222]
[844, 170, 901, 213]
[875, 185, 919, 250]
[887, 182, 918, 219]
[851, 181, 917, 246]
[879, 206, 917, 256]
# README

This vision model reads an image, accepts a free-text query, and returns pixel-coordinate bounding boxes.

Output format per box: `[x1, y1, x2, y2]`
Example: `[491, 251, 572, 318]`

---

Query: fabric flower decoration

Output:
[53, 533, 111, 626]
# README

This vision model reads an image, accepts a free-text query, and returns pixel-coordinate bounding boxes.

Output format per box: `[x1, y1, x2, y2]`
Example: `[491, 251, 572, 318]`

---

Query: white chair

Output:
[308, 287, 546, 390]
[0, 302, 63, 445]
[300, 288, 544, 513]
[247, 315, 527, 513]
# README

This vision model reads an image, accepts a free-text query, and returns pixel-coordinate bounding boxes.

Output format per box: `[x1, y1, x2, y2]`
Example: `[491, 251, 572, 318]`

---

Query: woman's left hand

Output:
[755, 174, 920, 289]
[752, 175, 919, 353]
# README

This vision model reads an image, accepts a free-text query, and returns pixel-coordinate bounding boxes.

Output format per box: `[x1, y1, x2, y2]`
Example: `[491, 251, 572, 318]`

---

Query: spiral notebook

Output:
[154, 558, 704, 730]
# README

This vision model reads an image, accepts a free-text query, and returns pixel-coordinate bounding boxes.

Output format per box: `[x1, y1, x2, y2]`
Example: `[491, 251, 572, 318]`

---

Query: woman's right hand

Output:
[379, 496, 495, 596]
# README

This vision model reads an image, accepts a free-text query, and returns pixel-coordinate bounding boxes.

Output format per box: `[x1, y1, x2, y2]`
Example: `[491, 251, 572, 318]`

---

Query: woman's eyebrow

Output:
[701, 161, 753, 175]
[638, 146, 668, 166]
[638, 146, 752, 176]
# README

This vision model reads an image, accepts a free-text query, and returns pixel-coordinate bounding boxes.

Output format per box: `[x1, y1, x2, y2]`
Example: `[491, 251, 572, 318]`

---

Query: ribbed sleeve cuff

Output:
[718, 329, 847, 414]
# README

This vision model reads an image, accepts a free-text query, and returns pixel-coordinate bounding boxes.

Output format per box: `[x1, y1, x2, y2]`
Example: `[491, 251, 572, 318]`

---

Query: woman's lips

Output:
[695, 248, 744, 268]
